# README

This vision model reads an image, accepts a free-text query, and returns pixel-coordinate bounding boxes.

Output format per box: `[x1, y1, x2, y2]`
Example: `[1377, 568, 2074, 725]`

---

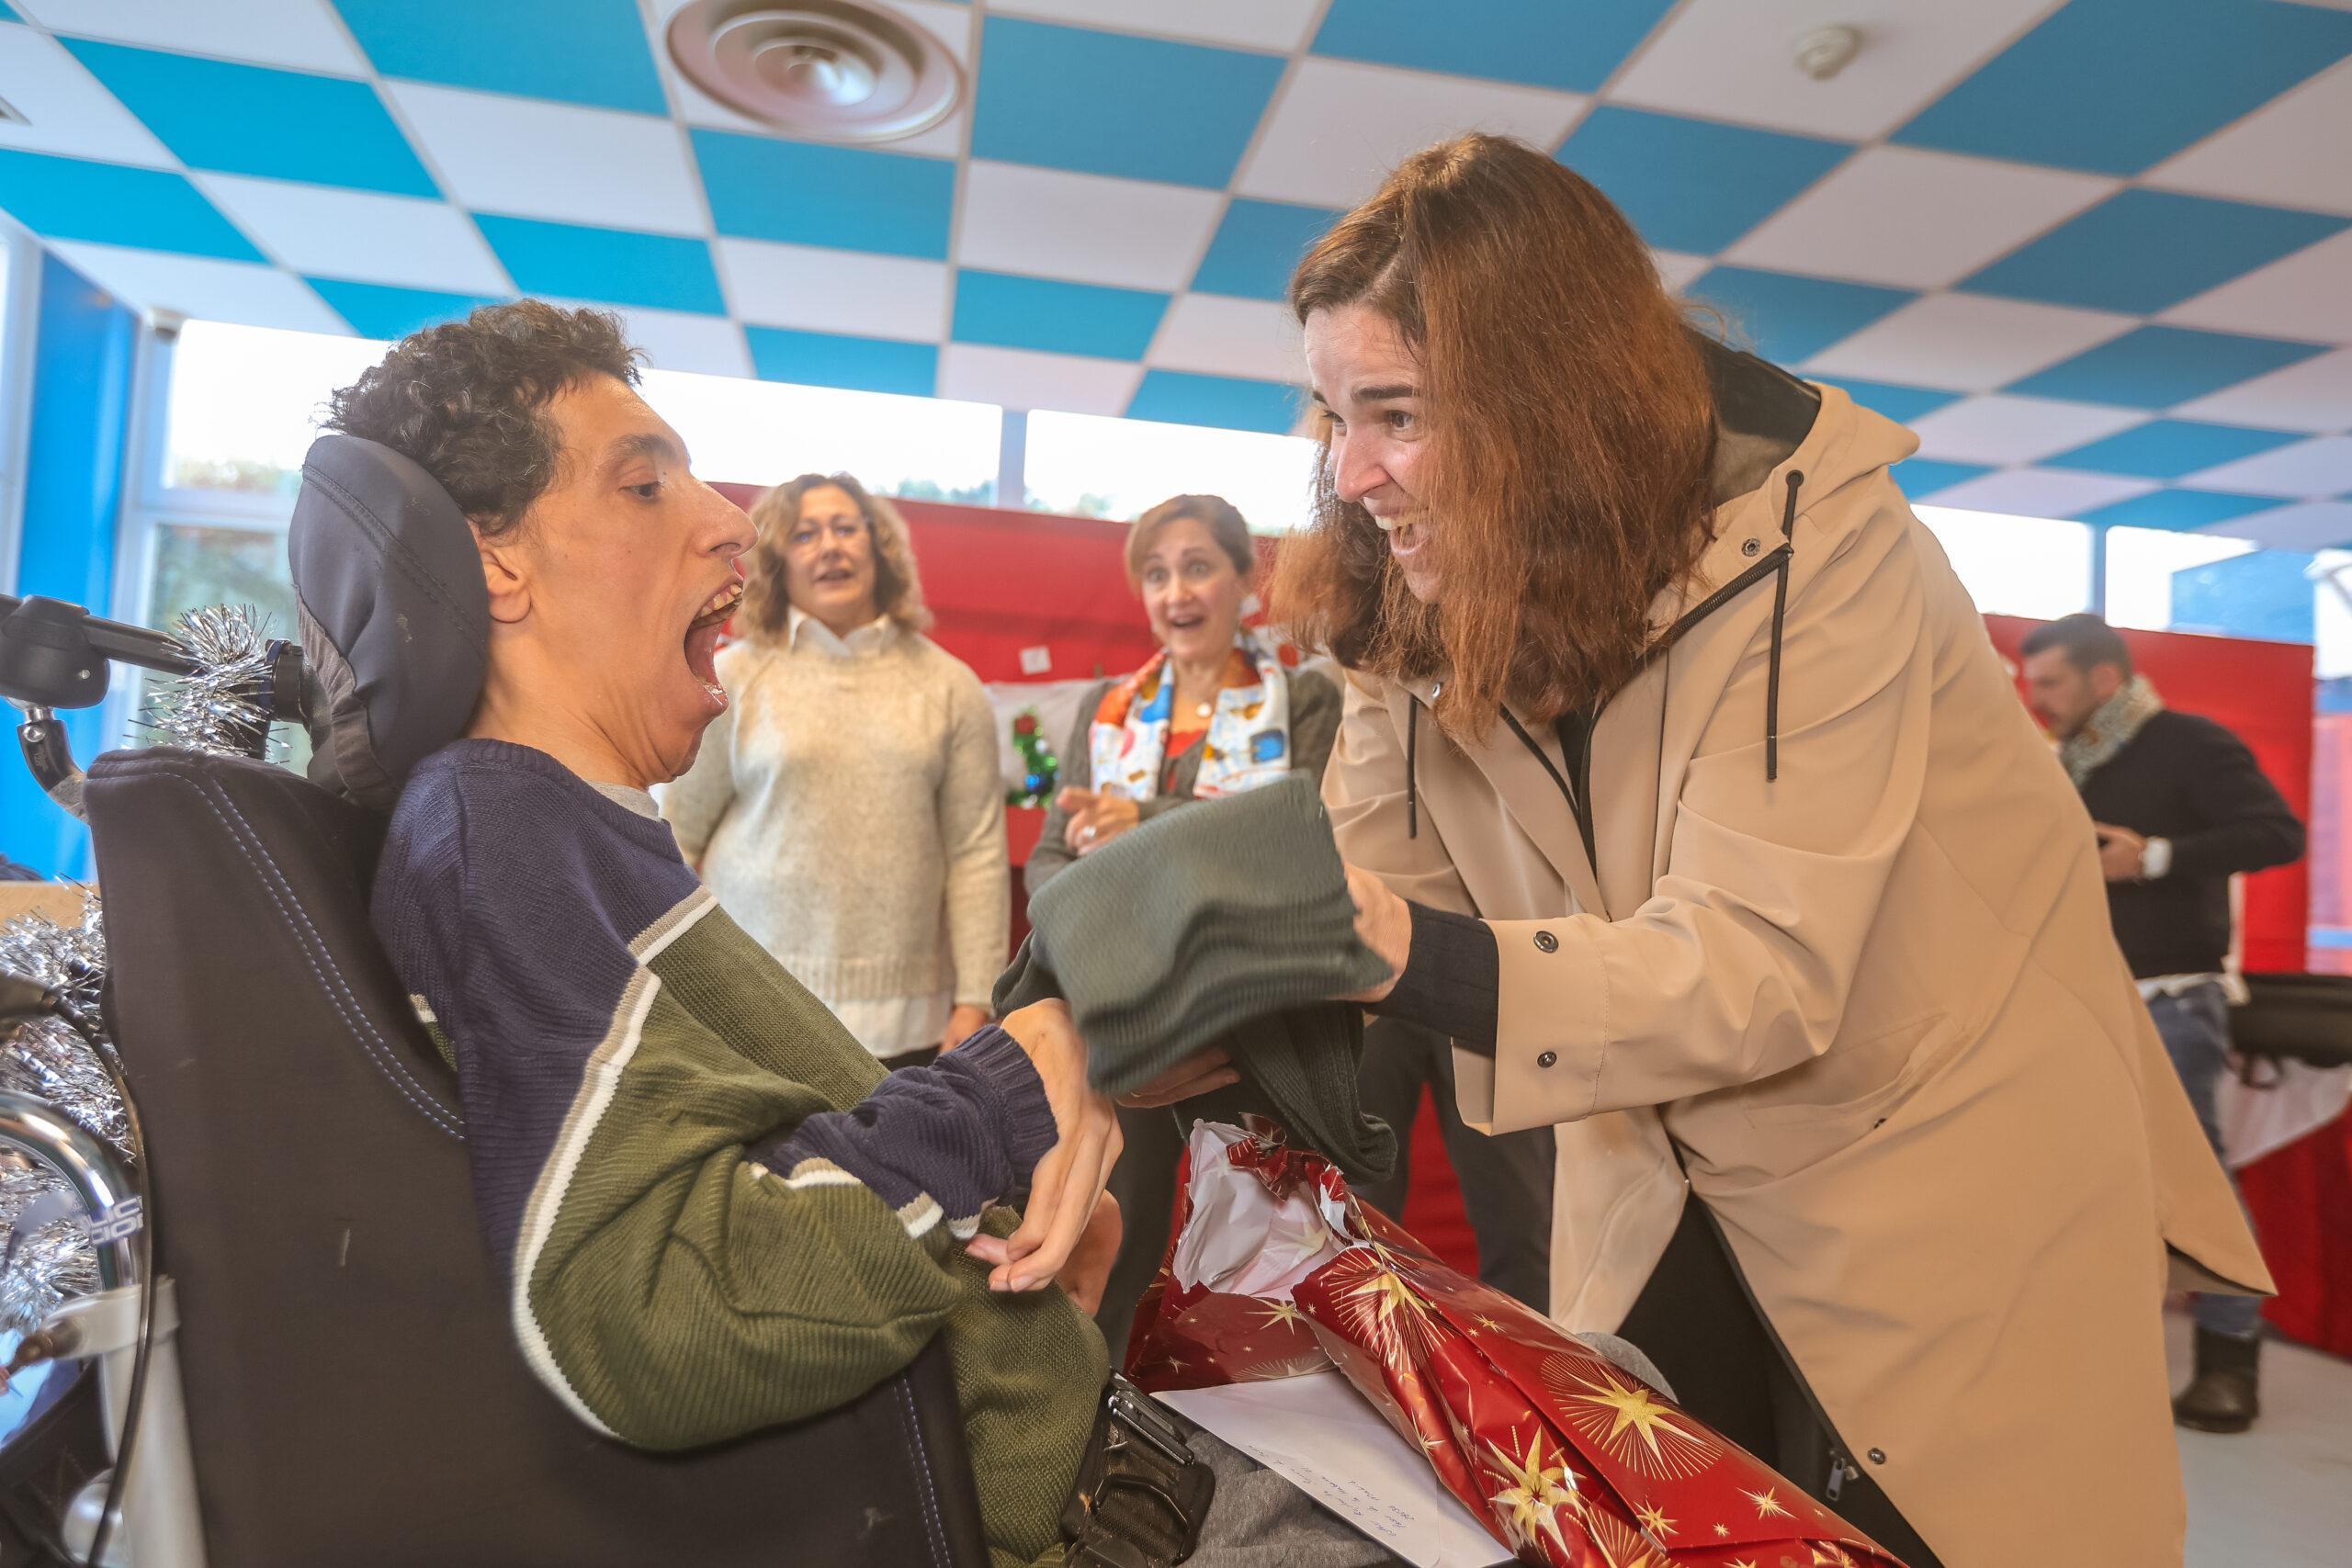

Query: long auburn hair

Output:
[1272, 134, 1717, 736]
[739, 471, 933, 640]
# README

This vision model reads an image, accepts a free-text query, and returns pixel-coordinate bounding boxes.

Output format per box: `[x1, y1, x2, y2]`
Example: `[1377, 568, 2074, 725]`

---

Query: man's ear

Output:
[2090, 660, 2127, 703]
[474, 525, 530, 626]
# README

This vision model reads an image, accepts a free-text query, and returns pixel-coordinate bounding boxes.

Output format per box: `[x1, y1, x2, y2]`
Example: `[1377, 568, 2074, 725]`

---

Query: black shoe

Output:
[2174, 1325, 2260, 1434]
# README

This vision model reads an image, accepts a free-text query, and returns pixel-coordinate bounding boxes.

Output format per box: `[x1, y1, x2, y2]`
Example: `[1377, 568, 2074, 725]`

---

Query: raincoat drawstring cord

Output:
[1766, 469, 1804, 783]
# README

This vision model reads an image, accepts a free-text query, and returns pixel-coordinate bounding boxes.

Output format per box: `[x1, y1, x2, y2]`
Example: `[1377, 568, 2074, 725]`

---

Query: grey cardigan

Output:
[1025, 665, 1342, 893]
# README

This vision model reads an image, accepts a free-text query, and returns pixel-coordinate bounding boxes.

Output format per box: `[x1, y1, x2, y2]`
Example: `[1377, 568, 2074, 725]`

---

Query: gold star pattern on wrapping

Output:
[1742, 1486, 1792, 1520]
[1811, 1543, 1860, 1566]
[1253, 1299, 1306, 1330]
[1547, 1359, 1722, 1480]
[1713, 1522, 1731, 1538]
[1728, 1560, 1758, 1568]
[1588, 1512, 1667, 1568]
[1472, 1313, 1506, 1334]
[1634, 1500, 1674, 1538]
[1480, 1432, 1582, 1561]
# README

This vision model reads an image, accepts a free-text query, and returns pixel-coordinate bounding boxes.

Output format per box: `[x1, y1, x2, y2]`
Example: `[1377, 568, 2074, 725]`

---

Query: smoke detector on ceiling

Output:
[1792, 24, 1863, 81]
[666, 0, 964, 144]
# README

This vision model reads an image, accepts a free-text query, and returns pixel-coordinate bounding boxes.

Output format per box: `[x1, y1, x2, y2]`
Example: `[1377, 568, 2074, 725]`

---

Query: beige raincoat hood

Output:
[1326, 371, 2270, 1568]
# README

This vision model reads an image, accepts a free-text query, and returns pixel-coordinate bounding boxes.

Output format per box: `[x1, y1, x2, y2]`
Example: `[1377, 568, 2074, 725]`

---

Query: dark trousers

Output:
[1620, 1198, 1946, 1568]
[1353, 1017, 1555, 1313]
[1095, 1103, 1190, 1365]
[2146, 980, 2265, 1339]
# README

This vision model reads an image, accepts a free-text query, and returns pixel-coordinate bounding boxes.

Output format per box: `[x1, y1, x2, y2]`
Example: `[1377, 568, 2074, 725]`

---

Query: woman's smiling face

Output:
[1137, 513, 1248, 663]
[1304, 302, 1439, 604]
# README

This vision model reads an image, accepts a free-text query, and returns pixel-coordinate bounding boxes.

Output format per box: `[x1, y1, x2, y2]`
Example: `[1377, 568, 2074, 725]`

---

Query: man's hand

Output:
[2093, 821, 2147, 882]
[1058, 787, 1142, 854]
[1118, 1043, 1239, 1108]
[1339, 863, 1411, 1003]
[1057, 1192, 1122, 1315]
[941, 1004, 989, 1052]
[965, 999, 1122, 1294]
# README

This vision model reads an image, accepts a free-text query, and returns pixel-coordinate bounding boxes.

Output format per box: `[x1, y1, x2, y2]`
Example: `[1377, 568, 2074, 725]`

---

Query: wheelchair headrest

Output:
[288, 434, 489, 812]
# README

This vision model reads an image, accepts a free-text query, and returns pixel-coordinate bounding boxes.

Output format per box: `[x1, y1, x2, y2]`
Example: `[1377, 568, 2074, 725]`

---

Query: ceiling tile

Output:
[1652, 250, 1711, 291]
[717, 237, 946, 340]
[743, 325, 937, 397]
[2174, 345, 2352, 432]
[1556, 106, 1850, 254]
[21, 0, 368, 74]
[63, 38, 439, 197]
[2007, 325, 2332, 410]
[2200, 498, 2352, 551]
[935, 343, 1143, 415]
[1890, 457, 1996, 498]
[1724, 147, 2114, 290]
[2159, 228, 2352, 346]
[1687, 265, 1913, 365]
[48, 240, 346, 332]
[1892, 0, 2352, 175]
[951, 270, 1168, 360]
[1608, 0, 2062, 141]
[1908, 395, 2148, 464]
[1835, 380, 1966, 424]
[1148, 293, 1303, 383]
[335, 0, 668, 115]
[692, 130, 954, 260]
[198, 175, 509, 293]
[1125, 369, 1300, 434]
[389, 85, 704, 235]
[1919, 467, 2158, 518]
[0, 149, 264, 260]
[1193, 199, 1344, 300]
[2180, 435, 2352, 498]
[1235, 58, 1585, 209]
[970, 17, 1283, 189]
[956, 163, 1223, 292]
[2145, 55, 2352, 216]
[307, 278, 504, 340]
[473, 215, 726, 315]
[1959, 188, 2348, 315]
[990, 0, 1319, 52]
[1803, 293, 2138, 391]
[2076, 489, 2286, 530]
[2044, 420, 2306, 479]
[557, 303, 748, 378]
[0, 27, 175, 167]
[1311, 0, 1675, 94]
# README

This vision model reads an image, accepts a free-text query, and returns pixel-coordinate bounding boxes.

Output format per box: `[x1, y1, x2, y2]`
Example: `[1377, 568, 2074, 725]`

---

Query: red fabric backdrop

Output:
[707, 490, 2345, 1330]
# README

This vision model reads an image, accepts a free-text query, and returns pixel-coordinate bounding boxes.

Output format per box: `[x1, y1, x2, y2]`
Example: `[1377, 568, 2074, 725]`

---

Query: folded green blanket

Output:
[992, 775, 1396, 1182]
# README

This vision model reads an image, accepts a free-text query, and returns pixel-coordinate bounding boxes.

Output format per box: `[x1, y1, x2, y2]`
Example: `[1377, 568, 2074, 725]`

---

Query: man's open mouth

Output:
[684, 578, 743, 703]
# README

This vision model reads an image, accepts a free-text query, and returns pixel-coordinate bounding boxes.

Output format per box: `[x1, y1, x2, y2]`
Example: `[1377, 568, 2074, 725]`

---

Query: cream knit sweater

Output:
[661, 615, 1009, 1039]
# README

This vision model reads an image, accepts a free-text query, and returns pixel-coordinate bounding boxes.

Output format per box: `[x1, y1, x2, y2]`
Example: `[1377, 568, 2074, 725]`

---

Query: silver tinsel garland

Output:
[140, 603, 282, 761]
[0, 889, 122, 1335]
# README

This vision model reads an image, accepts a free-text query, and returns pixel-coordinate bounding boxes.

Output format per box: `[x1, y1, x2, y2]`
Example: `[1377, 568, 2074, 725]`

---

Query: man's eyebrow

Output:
[603, 430, 682, 470]
[1356, 382, 1417, 400]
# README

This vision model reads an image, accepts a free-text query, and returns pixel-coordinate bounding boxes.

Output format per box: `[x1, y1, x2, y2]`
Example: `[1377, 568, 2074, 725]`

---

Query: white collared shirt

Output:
[786, 604, 897, 658]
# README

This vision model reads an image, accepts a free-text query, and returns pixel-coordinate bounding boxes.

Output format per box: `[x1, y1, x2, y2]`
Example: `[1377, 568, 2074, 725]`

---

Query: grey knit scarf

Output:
[2059, 673, 2164, 788]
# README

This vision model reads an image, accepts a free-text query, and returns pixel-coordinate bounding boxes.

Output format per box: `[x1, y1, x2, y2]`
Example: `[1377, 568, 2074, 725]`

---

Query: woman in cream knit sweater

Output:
[663, 472, 1007, 1065]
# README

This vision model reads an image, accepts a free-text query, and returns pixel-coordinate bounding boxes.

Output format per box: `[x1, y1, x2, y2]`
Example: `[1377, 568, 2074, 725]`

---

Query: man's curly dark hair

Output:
[323, 300, 642, 538]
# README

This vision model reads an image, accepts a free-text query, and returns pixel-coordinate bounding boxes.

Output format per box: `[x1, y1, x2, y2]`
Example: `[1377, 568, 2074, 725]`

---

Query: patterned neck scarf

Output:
[1089, 630, 1294, 801]
[2059, 673, 2164, 789]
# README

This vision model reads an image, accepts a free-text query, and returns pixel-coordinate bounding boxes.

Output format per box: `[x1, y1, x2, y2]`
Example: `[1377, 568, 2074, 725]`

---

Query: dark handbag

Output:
[2230, 971, 2352, 1070]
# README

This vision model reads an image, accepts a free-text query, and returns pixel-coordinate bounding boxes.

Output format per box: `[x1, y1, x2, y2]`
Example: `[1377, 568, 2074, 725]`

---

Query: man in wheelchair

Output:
[324, 302, 1400, 1568]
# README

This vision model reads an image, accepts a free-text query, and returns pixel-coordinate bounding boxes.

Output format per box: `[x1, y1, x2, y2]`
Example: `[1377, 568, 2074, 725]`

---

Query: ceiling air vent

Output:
[666, 0, 963, 144]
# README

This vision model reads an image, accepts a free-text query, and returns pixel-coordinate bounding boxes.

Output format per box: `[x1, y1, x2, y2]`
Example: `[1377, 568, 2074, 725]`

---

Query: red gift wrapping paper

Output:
[1127, 1120, 1905, 1568]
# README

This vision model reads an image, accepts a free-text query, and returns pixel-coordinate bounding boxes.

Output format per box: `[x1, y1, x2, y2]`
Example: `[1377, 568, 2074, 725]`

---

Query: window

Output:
[1914, 506, 2092, 621]
[638, 369, 999, 500]
[1024, 412, 1318, 533]
[163, 320, 387, 498]
[2102, 526, 2255, 632]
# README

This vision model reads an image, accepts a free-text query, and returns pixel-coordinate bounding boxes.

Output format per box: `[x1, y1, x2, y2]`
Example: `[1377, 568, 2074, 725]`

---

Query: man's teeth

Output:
[696, 581, 743, 619]
[1372, 514, 1400, 533]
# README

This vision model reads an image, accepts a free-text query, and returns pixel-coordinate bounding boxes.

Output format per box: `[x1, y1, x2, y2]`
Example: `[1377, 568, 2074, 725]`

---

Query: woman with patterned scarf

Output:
[1029, 494, 1342, 1352]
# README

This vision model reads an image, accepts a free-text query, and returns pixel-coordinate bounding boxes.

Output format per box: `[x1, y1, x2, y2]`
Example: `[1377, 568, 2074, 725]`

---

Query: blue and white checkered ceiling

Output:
[4, 0, 2352, 547]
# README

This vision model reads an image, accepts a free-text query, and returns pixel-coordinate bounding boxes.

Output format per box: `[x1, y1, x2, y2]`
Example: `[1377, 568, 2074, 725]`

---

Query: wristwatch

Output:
[2137, 837, 2172, 880]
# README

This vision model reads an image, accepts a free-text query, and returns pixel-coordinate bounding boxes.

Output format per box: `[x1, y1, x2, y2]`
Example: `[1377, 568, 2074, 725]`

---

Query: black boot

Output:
[2174, 1325, 2261, 1433]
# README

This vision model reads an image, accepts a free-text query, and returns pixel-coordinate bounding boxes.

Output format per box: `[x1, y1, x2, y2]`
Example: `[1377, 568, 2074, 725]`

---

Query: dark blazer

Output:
[2080, 708, 2303, 977]
[1025, 664, 1342, 893]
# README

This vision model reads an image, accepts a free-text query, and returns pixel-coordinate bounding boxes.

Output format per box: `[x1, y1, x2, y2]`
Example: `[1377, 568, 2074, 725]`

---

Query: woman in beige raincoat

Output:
[1285, 136, 2269, 1568]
